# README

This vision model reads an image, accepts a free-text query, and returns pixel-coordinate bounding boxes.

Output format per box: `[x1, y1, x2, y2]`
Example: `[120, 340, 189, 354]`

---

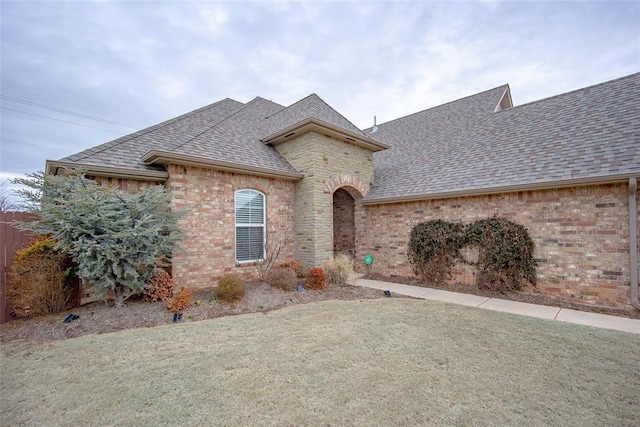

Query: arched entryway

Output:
[333, 188, 355, 255]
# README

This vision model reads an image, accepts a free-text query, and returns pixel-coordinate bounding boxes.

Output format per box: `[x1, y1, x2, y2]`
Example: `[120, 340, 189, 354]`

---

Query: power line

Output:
[0, 95, 139, 129]
[1, 138, 71, 152]
[1, 107, 128, 134]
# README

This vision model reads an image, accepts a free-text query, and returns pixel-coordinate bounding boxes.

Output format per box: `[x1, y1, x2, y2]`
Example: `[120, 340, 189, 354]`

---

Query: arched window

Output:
[235, 189, 265, 262]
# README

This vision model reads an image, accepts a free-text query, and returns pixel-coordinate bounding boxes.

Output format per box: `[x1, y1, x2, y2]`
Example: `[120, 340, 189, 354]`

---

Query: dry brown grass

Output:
[2, 299, 639, 426]
[324, 253, 355, 286]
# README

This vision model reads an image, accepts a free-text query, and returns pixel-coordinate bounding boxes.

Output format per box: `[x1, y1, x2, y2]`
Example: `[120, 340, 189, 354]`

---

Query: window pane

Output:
[236, 190, 264, 225]
[249, 192, 263, 223]
[236, 226, 264, 262]
[235, 190, 265, 262]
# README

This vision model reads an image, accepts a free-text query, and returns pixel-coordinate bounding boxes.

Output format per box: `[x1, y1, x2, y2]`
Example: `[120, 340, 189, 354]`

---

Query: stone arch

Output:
[329, 174, 367, 258]
[326, 173, 368, 198]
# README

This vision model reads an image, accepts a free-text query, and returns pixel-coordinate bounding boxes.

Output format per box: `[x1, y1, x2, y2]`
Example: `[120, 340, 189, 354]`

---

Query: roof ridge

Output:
[264, 93, 368, 136]
[263, 93, 319, 120]
[252, 96, 285, 110]
[168, 96, 283, 152]
[310, 93, 369, 136]
[66, 97, 244, 162]
[497, 72, 640, 113]
[371, 84, 509, 129]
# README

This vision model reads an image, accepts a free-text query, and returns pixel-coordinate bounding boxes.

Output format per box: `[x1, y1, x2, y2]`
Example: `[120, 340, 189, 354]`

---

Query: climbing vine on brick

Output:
[407, 217, 537, 291]
[407, 219, 465, 287]
[464, 217, 537, 291]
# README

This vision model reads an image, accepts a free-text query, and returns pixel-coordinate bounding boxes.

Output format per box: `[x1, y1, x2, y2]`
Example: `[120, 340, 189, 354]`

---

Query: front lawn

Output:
[2, 299, 639, 426]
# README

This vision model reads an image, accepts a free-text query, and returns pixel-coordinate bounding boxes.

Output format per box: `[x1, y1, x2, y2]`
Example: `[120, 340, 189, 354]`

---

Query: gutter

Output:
[46, 160, 169, 181]
[141, 150, 304, 180]
[362, 172, 640, 205]
[261, 118, 390, 152]
[629, 177, 639, 310]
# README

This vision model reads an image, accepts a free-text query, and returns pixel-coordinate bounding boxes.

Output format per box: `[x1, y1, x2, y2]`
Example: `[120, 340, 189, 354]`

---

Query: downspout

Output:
[629, 177, 639, 310]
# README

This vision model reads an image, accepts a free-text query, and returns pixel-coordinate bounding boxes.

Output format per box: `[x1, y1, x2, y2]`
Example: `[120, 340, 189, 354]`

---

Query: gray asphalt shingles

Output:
[366, 73, 639, 200]
[56, 73, 639, 199]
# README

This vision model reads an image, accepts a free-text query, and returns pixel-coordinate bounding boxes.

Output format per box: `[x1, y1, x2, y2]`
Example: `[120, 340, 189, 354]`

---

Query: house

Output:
[46, 73, 640, 310]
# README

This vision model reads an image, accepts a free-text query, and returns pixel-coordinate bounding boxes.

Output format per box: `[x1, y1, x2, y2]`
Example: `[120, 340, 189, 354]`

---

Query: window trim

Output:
[234, 189, 266, 263]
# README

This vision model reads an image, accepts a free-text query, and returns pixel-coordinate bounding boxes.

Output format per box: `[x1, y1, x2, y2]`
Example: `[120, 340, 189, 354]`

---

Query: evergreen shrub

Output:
[14, 171, 183, 307]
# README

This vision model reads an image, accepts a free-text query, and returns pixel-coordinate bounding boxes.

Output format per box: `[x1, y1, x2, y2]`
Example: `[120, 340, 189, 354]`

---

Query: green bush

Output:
[217, 273, 246, 302]
[324, 254, 355, 286]
[14, 171, 183, 307]
[7, 236, 71, 318]
[407, 220, 465, 286]
[305, 267, 326, 290]
[267, 267, 298, 291]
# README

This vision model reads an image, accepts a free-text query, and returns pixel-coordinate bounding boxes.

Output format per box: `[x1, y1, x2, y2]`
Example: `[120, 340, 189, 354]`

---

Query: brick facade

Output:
[89, 175, 163, 191]
[362, 183, 640, 309]
[91, 159, 638, 310]
[274, 132, 374, 268]
[166, 164, 295, 289]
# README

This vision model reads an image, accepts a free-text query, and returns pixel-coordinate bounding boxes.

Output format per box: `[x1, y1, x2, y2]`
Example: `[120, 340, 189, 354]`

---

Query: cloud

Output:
[0, 0, 638, 182]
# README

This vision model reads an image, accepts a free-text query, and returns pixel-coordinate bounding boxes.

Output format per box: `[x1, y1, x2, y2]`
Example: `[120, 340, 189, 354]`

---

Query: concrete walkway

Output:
[355, 278, 640, 335]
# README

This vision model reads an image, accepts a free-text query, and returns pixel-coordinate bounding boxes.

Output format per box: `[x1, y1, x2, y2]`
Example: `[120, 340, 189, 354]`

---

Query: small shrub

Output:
[166, 286, 192, 312]
[267, 267, 298, 291]
[324, 254, 355, 286]
[142, 270, 174, 302]
[217, 273, 246, 302]
[305, 267, 326, 290]
[7, 236, 71, 317]
[274, 260, 304, 277]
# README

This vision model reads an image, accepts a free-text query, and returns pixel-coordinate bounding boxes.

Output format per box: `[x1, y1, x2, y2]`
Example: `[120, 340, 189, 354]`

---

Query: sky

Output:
[1, 0, 639, 205]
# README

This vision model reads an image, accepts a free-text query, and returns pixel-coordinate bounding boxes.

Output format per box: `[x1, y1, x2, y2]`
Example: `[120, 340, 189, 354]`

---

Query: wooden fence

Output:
[1, 211, 38, 323]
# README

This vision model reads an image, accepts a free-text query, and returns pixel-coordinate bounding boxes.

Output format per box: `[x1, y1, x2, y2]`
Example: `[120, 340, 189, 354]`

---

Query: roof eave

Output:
[362, 172, 640, 205]
[141, 150, 304, 180]
[261, 118, 389, 152]
[46, 160, 169, 181]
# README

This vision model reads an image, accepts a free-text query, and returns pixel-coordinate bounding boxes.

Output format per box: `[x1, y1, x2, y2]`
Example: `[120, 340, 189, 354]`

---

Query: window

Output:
[235, 189, 265, 262]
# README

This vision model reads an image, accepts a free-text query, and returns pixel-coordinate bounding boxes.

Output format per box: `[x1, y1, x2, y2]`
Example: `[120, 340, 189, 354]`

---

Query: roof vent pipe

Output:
[371, 116, 378, 133]
[628, 177, 639, 310]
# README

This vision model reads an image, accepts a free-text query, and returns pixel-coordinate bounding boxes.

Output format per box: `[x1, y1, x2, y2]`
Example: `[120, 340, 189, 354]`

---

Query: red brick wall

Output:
[167, 164, 295, 289]
[89, 175, 163, 192]
[363, 183, 640, 309]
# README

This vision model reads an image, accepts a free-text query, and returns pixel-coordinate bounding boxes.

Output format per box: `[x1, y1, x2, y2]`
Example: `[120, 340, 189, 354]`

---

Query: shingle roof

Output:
[166, 96, 302, 174]
[364, 73, 640, 202]
[54, 73, 639, 197]
[61, 97, 245, 172]
[261, 93, 367, 139]
[55, 93, 377, 178]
